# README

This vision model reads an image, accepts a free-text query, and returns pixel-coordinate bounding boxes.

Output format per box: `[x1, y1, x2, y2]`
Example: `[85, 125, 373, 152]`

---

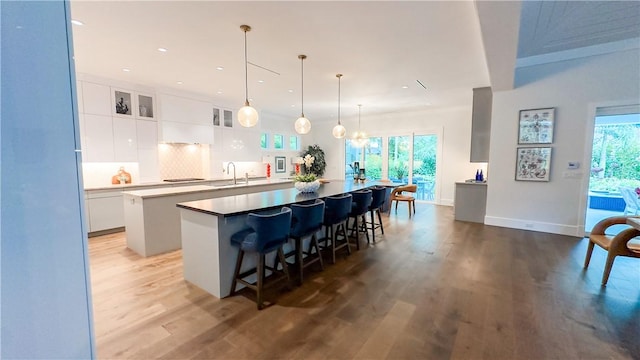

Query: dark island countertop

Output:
[177, 180, 400, 217]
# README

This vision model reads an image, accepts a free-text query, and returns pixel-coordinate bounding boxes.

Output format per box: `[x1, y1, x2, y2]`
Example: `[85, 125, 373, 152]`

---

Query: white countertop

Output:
[122, 179, 292, 199]
[84, 176, 274, 192]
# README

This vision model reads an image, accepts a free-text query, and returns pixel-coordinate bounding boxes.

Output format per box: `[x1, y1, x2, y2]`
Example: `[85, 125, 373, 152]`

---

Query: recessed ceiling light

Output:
[176, 81, 183, 85]
[157, 47, 168, 52]
[249, 98, 253, 102]
[258, 80, 264, 83]
[71, 20, 84, 26]
[401, 85, 409, 89]
[216, 90, 223, 94]
[288, 89, 294, 93]
[291, 104, 295, 107]
[122, 68, 131, 72]
[216, 66, 224, 71]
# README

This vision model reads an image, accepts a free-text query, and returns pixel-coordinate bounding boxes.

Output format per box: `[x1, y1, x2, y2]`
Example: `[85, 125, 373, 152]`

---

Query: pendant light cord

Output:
[300, 57, 305, 117]
[338, 75, 341, 125]
[244, 29, 249, 104]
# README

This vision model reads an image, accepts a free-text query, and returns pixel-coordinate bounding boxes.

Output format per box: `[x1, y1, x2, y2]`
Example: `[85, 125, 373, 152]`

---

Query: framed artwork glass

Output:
[113, 89, 133, 116]
[212, 108, 220, 126]
[515, 147, 552, 181]
[275, 156, 286, 173]
[136, 93, 154, 119]
[518, 107, 555, 144]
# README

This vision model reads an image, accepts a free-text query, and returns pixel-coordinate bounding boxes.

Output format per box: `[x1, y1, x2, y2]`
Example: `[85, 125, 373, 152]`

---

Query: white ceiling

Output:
[69, 1, 640, 123]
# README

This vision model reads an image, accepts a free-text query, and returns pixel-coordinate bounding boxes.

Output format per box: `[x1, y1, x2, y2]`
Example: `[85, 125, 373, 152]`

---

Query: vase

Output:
[294, 180, 321, 193]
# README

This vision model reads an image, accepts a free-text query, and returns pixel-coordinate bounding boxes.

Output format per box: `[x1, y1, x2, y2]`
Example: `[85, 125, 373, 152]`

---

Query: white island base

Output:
[179, 209, 275, 298]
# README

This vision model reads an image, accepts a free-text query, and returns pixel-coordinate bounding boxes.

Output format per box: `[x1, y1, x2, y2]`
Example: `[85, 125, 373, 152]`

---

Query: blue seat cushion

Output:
[230, 228, 259, 253]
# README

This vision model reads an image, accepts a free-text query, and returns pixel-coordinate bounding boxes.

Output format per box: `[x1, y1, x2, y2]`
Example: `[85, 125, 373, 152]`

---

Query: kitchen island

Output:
[176, 180, 393, 298]
[122, 179, 293, 257]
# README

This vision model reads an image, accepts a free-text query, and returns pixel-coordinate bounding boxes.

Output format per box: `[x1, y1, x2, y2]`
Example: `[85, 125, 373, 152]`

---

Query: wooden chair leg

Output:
[407, 201, 412, 217]
[311, 233, 324, 271]
[296, 237, 304, 285]
[230, 249, 244, 296]
[256, 254, 265, 310]
[369, 209, 376, 244]
[412, 200, 416, 214]
[341, 221, 352, 255]
[583, 241, 595, 268]
[362, 215, 370, 244]
[601, 252, 617, 286]
[277, 247, 291, 290]
[330, 224, 337, 264]
[377, 209, 384, 234]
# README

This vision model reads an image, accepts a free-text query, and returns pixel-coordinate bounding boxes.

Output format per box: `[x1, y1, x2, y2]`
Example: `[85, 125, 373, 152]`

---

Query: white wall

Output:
[310, 104, 481, 205]
[486, 49, 640, 236]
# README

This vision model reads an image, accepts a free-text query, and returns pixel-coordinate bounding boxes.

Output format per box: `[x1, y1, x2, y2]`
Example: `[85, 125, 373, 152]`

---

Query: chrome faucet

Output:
[226, 162, 236, 185]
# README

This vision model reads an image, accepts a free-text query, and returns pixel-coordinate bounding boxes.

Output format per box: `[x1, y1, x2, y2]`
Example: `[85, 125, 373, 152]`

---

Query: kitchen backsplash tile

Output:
[159, 143, 207, 180]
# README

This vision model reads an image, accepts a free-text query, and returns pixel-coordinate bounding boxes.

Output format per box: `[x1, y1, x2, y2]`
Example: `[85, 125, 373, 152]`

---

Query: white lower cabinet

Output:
[86, 190, 124, 233]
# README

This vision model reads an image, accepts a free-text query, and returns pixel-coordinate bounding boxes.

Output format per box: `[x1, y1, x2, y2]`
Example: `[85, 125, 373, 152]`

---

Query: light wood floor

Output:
[89, 204, 640, 359]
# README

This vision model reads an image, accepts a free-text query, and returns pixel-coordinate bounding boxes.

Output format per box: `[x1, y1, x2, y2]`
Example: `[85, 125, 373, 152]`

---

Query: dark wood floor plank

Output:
[88, 204, 639, 359]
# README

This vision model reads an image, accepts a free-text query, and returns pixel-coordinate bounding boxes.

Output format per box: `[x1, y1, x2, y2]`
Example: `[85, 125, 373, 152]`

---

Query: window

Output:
[388, 135, 410, 181]
[260, 133, 268, 149]
[273, 134, 283, 149]
[289, 135, 298, 150]
[364, 137, 383, 180]
[345, 139, 363, 180]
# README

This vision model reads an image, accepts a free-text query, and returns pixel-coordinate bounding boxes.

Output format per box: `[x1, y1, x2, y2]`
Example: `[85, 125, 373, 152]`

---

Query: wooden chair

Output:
[584, 216, 640, 286]
[388, 184, 417, 217]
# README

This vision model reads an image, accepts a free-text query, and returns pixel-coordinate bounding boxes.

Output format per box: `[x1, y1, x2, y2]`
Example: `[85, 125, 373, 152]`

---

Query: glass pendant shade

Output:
[294, 116, 311, 134]
[238, 103, 258, 127]
[333, 73, 346, 138]
[295, 54, 311, 134]
[351, 104, 368, 147]
[239, 25, 258, 128]
[332, 124, 346, 138]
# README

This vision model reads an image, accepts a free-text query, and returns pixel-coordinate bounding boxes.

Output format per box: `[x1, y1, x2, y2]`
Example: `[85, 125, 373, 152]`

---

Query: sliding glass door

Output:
[412, 134, 437, 201]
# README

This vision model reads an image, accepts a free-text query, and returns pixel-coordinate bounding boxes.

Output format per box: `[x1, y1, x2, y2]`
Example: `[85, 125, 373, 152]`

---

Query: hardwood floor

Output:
[88, 204, 640, 359]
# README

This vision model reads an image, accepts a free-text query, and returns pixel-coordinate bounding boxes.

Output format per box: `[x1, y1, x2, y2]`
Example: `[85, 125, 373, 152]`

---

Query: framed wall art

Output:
[515, 147, 552, 181]
[518, 107, 555, 144]
[113, 89, 133, 117]
[275, 156, 286, 173]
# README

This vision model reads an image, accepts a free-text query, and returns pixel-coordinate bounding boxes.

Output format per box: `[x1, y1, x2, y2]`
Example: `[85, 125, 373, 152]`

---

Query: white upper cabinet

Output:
[136, 119, 158, 149]
[83, 114, 114, 162]
[82, 82, 111, 116]
[113, 118, 138, 162]
[158, 94, 212, 125]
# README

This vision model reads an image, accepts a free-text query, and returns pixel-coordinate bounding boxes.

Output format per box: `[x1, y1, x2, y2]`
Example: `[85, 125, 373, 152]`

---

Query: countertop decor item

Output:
[111, 166, 132, 184]
[237, 25, 258, 127]
[294, 173, 321, 193]
[294, 54, 311, 134]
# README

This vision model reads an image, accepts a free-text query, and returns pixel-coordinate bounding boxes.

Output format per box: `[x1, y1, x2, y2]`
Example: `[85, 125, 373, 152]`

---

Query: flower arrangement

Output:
[300, 144, 326, 177]
[635, 187, 640, 196]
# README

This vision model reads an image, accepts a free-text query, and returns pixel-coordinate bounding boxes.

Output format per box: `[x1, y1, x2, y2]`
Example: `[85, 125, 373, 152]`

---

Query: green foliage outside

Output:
[590, 124, 640, 192]
[365, 154, 382, 180]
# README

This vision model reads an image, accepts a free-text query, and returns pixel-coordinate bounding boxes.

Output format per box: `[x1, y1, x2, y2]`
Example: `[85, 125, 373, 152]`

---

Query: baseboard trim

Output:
[88, 227, 125, 238]
[484, 216, 582, 237]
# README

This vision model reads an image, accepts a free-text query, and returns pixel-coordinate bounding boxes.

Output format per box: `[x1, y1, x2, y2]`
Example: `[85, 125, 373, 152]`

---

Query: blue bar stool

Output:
[229, 207, 292, 310]
[322, 194, 353, 264]
[286, 199, 325, 285]
[366, 186, 386, 243]
[348, 190, 373, 250]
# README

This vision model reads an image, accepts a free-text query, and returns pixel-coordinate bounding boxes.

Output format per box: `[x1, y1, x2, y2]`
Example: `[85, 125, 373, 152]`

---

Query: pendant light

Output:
[294, 54, 311, 134]
[332, 74, 346, 138]
[351, 104, 369, 147]
[237, 25, 258, 127]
